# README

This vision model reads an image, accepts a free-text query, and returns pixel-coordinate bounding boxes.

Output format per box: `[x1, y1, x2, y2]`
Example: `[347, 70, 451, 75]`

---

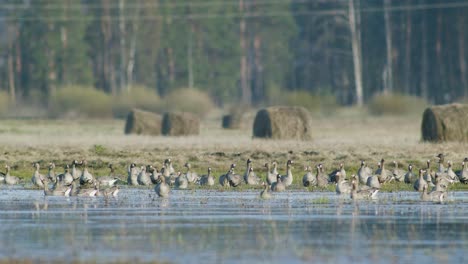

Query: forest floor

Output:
[1, 109, 467, 191]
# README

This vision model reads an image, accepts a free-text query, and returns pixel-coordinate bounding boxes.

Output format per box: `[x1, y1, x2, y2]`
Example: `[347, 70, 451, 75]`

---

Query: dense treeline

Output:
[0, 0, 467, 109]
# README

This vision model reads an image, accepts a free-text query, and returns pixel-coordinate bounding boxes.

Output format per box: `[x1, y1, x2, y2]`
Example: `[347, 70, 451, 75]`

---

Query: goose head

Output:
[276, 174, 282, 182]
[247, 158, 252, 165]
[339, 163, 344, 169]
[408, 164, 413, 171]
[335, 171, 341, 183]
[49, 162, 55, 170]
[33, 162, 40, 170]
[360, 160, 365, 167]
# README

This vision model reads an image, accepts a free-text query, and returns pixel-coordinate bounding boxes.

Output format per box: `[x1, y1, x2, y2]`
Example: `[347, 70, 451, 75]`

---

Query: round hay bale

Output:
[162, 112, 200, 136]
[253, 106, 313, 140]
[421, 103, 468, 142]
[222, 113, 243, 129]
[124, 108, 162, 135]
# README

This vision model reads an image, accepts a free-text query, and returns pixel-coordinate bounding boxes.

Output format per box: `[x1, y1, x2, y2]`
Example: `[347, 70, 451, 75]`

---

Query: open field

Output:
[1, 110, 467, 190]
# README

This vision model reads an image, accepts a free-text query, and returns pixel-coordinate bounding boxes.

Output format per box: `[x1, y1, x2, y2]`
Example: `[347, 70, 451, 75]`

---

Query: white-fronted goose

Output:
[155, 175, 170, 198]
[265, 163, 277, 185]
[366, 172, 381, 189]
[227, 166, 243, 187]
[351, 179, 379, 200]
[137, 165, 152, 186]
[41, 178, 68, 196]
[302, 166, 316, 187]
[392, 161, 405, 182]
[184, 163, 199, 183]
[164, 159, 176, 175]
[446, 161, 460, 183]
[79, 160, 94, 186]
[71, 160, 82, 180]
[280, 160, 293, 186]
[329, 163, 346, 183]
[421, 185, 446, 203]
[377, 159, 392, 183]
[219, 164, 234, 187]
[260, 182, 272, 199]
[357, 161, 372, 185]
[31, 163, 45, 188]
[47, 163, 56, 182]
[404, 164, 414, 184]
[200, 167, 215, 186]
[335, 172, 351, 195]
[460, 158, 468, 183]
[175, 172, 188, 189]
[316, 164, 328, 188]
[98, 164, 121, 187]
[4, 165, 19, 185]
[127, 163, 140, 186]
[436, 153, 446, 173]
[246, 167, 260, 185]
[271, 174, 285, 192]
[423, 160, 435, 187]
[414, 169, 428, 192]
[243, 158, 253, 184]
[271, 161, 279, 175]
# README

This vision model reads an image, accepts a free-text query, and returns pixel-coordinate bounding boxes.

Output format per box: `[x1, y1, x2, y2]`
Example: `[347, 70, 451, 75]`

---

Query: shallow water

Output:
[0, 187, 467, 263]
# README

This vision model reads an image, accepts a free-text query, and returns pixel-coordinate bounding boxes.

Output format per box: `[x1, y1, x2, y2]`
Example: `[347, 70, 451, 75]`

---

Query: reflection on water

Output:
[0, 188, 467, 263]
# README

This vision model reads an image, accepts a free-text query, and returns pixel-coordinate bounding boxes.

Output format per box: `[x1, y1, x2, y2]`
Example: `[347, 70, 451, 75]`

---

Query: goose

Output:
[350, 179, 379, 200]
[421, 185, 446, 203]
[219, 164, 234, 187]
[366, 173, 381, 189]
[436, 153, 446, 173]
[31, 162, 45, 188]
[446, 161, 460, 183]
[404, 164, 415, 184]
[271, 174, 285, 192]
[0, 172, 4, 183]
[150, 166, 162, 184]
[175, 172, 188, 189]
[335, 171, 352, 195]
[4, 165, 19, 185]
[70, 180, 98, 197]
[414, 169, 428, 192]
[432, 174, 448, 192]
[98, 164, 121, 187]
[260, 182, 272, 199]
[155, 175, 170, 198]
[271, 161, 279, 175]
[392, 161, 405, 182]
[79, 160, 94, 186]
[127, 163, 140, 186]
[460, 158, 468, 183]
[376, 159, 392, 183]
[200, 167, 215, 186]
[47, 163, 56, 182]
[265, 163, 277, 185]
[184, 163, 199, 183]
[246, 167, 260, 185]
[137, 165, 152, 186]
[59, 164, 74, 186]
[41, 178, 68, 196]
[351, 174, 374, 191]
[227, 166, 243, 187]
[71, 160, 82, 180]
[243, 158, 254, 184]
[357, 161, 373, 185]
[329, 163, 345, 183]
[423, 160, 435, 187]
[280, 160, 293, 187]
[101, 185, 120, 198]
[164, 159, 176, 175]
[316, 164, 328, 188]
[302, 166, 316, 187]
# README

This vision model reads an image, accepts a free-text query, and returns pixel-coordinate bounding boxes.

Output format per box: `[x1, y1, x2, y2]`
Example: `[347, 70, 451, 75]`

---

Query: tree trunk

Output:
[239, 0, 251, 105]
[8, 32, 15, 104]
[348, 0, 363, 106]
[458, 13, 467, 97]
[127, 1, 140, 89]
[436, 12, 444, 103]
[420, 0, 428, 101]
[383, 0, 393, 93]
[188, 24, 194, 89]
[404, 3, 412, 94]
[119, 0, 127, 91]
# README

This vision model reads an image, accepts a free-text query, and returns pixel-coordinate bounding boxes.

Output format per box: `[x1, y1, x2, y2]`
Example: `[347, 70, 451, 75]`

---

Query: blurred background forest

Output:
[0, 0, 467, 119]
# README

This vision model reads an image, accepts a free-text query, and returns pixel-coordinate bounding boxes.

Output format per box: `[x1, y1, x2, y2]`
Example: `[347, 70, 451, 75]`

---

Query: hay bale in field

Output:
[124, 108, 162, 135]
[162, 112, 200, 136]
[421, 103, 468, 142]
[222, 113, 243, 129]
[253, 106, 313, 140]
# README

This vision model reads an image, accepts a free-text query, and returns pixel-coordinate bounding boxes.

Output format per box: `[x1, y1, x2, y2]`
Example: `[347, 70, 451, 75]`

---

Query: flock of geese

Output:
[0, 153, 466, 202]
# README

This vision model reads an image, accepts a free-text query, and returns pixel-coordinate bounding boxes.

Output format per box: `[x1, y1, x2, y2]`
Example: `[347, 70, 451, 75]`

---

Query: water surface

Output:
[0, 187, 467, 263]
